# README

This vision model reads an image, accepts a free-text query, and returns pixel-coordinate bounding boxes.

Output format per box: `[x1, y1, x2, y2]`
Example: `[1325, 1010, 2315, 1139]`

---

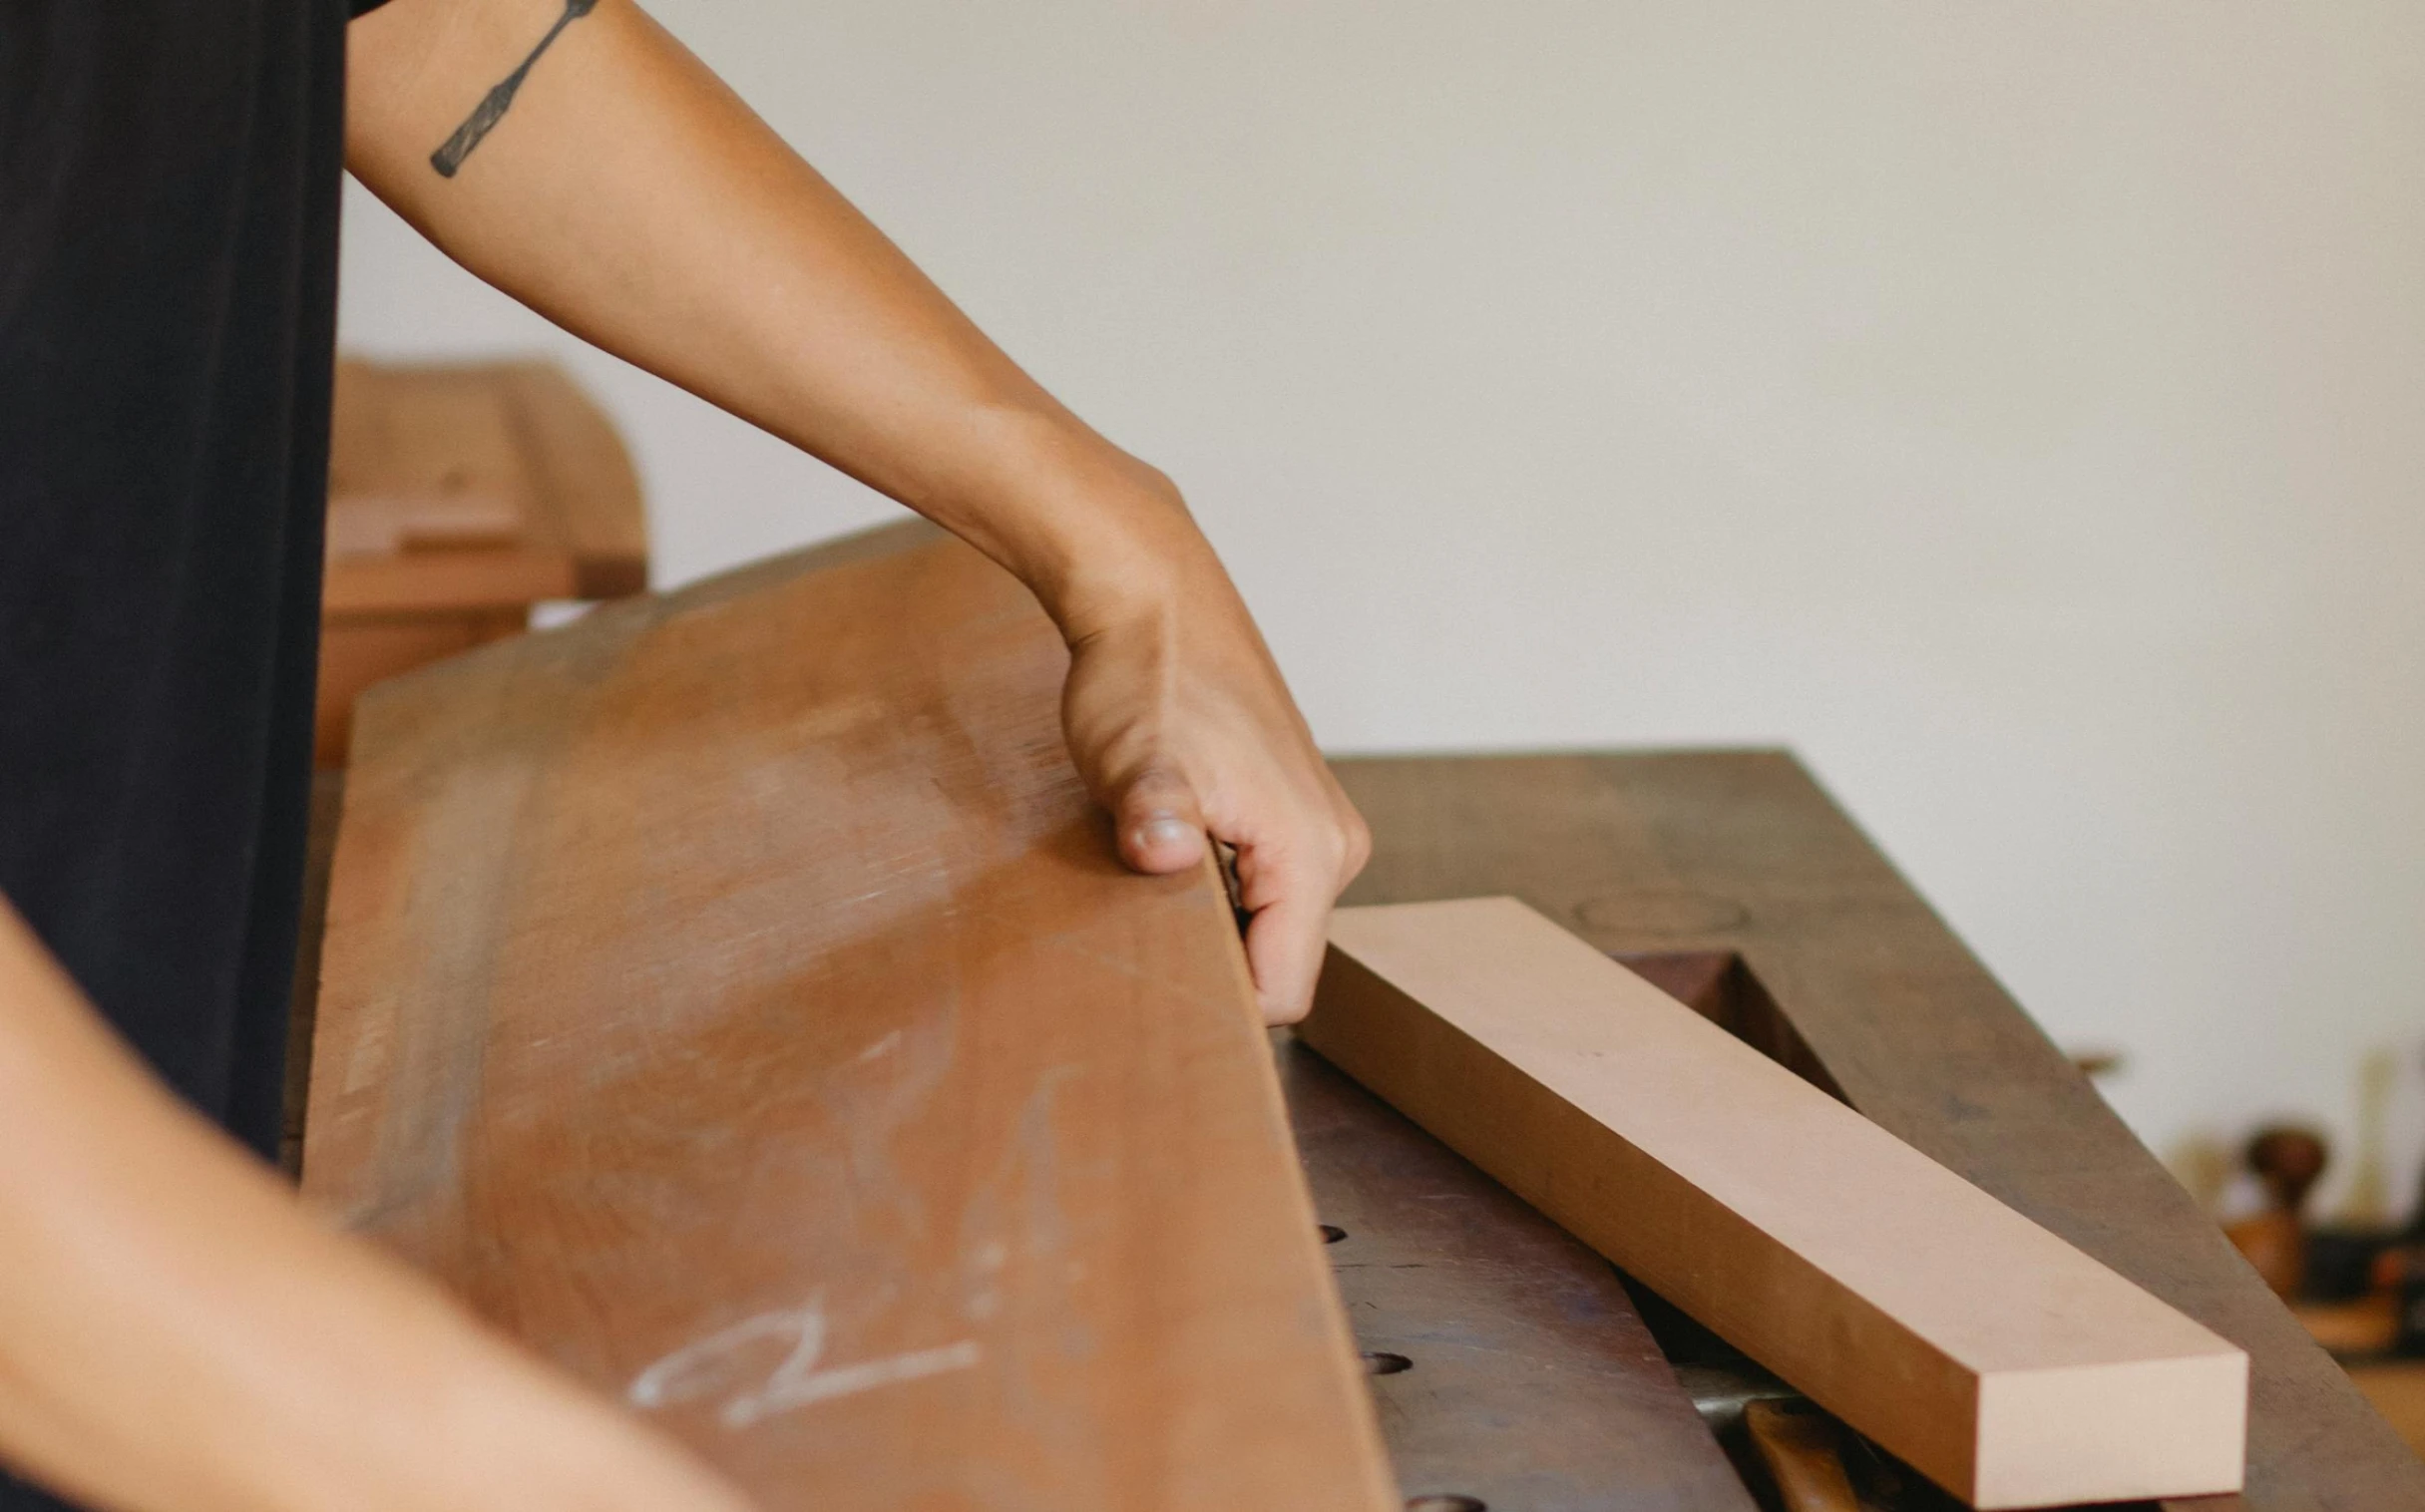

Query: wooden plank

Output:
[302, 523, 1395, 1512]
[1281, 1035, 1762, 1512]
[1330, 752, 2425, 1512]
[1304, 896, 2246, 1509]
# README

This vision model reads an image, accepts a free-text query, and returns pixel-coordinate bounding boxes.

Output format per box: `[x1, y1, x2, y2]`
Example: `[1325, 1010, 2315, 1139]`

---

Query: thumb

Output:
[1110, 764, 1210, 875]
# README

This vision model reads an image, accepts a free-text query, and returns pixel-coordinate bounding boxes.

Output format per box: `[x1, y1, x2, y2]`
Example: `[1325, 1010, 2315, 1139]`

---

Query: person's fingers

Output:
[1110, 764, 1210, 875]
[1235, 845, 1337, 1024]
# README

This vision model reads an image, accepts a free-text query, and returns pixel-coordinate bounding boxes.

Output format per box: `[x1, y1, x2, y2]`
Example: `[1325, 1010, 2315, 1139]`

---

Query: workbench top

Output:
[1316, 751, 2423, 1511]
[288, 745, 2420, 1508]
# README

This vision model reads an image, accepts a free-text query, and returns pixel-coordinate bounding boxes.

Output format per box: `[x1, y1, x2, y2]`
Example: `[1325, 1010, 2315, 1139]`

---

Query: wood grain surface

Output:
[303, 522, 1394, 1512]
[1306, 897, 2246, 1509]
[1330, 752, 2425, 1512]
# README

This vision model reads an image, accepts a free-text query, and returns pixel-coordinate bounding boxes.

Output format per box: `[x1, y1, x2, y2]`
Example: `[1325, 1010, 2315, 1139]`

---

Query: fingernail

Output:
[1139, 817, 1196, 849]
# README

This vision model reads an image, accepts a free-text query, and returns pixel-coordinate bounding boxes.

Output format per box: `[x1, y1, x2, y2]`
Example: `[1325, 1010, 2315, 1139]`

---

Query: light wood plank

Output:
[1302, 895, 2246, 1510]
[303, 523, 1393, 1512]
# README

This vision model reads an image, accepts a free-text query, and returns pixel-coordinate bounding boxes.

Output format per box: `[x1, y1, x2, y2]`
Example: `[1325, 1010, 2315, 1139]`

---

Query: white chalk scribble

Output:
[629, 1297, 979, 1431]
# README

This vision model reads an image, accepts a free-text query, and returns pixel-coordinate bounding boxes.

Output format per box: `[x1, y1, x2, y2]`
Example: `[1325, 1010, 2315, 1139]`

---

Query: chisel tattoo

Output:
[429, 0, 599, 178]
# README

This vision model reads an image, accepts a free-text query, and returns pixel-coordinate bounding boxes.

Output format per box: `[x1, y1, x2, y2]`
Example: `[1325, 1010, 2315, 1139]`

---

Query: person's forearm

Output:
[346, 0, 1372, 1020]
[345, 0, 1205, 625]
[0, 901, 745, 1512]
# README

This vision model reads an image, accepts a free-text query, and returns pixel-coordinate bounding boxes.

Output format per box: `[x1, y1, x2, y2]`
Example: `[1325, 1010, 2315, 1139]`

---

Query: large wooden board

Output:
[302, 523, 1395, 1512]
[1330, 752, 2425, 1512]
[1305, 897, 2246, 1509]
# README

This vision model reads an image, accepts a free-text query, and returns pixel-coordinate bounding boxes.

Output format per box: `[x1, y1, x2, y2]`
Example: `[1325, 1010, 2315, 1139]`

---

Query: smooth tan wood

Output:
[1302, 896, 2247, 1510]
[302, 523, 1394, 1512]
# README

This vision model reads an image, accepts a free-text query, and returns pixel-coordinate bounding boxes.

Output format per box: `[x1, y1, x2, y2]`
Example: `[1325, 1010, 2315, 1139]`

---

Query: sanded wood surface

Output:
[1306, 897, 2246, 1509]
[303, 523, 1394, 1512]
[1329, 752, 2425, 1512]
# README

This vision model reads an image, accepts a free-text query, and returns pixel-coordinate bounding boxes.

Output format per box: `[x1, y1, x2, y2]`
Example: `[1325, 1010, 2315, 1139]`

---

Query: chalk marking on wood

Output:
[629, 1297, 981, 1430]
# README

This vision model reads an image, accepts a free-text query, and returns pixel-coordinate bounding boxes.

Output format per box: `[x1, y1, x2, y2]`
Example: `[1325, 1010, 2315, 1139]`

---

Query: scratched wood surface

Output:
[302, 522, 1396, 1512]
[1330, 752, 2425, 1512]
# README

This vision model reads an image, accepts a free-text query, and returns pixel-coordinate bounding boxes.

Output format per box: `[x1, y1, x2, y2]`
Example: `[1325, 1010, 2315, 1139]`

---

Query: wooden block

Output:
[1301, 896, 2247, 1510]
[303, 523, 1394, 1512]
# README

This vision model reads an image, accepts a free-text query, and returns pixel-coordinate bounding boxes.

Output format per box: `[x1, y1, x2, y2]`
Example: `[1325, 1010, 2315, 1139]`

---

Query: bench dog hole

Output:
[1361, 1351, 1413, 1376]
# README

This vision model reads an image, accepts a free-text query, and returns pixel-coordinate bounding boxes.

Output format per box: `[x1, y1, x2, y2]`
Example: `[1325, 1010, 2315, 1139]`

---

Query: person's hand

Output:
[1051, 498, 1370, 1024]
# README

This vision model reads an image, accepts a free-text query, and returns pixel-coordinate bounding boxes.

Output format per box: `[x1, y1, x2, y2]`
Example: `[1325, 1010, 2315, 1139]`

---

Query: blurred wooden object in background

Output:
[2227, 1125, 2330, 1302]
[317, 358, 647, 766]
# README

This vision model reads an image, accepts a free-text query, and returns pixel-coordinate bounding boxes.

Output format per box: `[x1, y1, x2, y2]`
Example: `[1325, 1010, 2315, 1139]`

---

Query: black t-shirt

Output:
[2, 0, 386, 1163]
[2, 4, 383, 1505]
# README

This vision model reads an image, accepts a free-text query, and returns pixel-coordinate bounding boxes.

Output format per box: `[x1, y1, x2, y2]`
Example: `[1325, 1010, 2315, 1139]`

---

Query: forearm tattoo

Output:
[429, 0, 599, 178]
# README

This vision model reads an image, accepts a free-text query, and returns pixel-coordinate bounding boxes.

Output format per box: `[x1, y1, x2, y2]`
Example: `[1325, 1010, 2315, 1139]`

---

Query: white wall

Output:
[339, 0, 2425, 1218]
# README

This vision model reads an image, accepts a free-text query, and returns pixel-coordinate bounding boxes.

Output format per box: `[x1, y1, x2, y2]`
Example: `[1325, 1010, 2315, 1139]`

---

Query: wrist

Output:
[924, 409, 1225, 640]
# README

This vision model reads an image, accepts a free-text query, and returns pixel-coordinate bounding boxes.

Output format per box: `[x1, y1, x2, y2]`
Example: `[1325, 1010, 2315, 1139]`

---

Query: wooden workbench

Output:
[1308, 752, 2425, 1510]
[284, 735, 2422, 1506]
